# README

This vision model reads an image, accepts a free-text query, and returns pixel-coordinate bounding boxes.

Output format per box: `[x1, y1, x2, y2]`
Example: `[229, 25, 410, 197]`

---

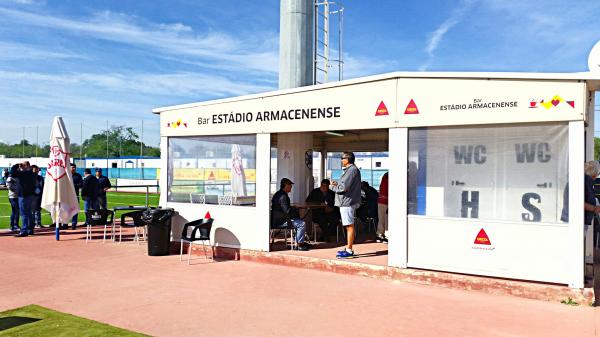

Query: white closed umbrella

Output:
[41, 117, 79, 240]
[231, 144, 247, 196]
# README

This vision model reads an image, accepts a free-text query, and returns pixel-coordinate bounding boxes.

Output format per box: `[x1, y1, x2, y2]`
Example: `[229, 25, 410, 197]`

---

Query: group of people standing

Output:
[64, 165, 112, 229]
[4, 161, 44, 237]
[4, 162, 111, 235]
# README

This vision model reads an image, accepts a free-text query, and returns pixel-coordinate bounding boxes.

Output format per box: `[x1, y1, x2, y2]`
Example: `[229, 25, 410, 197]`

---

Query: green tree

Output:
[0, 140, 49, 158]
[78, 125, 160, 158]
[595, 137, 600, 160]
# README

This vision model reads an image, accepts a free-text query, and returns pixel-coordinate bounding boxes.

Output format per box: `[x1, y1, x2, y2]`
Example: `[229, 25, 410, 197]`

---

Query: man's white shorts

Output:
[340, 204, 359, 226]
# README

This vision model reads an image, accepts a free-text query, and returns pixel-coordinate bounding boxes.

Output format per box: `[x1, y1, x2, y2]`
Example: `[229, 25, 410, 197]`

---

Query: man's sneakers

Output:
[293, 242, 310, 251]
[336, 249, 356, 259]
[376, 235, 388, 244]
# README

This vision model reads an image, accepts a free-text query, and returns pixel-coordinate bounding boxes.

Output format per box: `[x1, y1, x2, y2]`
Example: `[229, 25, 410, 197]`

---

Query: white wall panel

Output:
[408, 216, 570, 284]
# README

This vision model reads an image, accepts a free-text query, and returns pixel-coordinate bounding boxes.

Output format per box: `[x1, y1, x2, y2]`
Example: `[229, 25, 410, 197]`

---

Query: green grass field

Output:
[0, 189, 159, 229]
[0, 304, 148, 336]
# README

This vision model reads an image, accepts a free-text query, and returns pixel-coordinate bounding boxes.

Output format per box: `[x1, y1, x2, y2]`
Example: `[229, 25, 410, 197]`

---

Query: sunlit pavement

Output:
[0, 227, 597, 337]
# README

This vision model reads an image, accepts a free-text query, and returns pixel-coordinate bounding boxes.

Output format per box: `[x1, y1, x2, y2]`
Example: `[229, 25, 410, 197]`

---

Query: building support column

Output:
[388, 127, 408, 268]
[256, 133, 272, 251]
[569, 121, 585, 288]
[276, 133, 313, 203]
[159, 136, 168, 207]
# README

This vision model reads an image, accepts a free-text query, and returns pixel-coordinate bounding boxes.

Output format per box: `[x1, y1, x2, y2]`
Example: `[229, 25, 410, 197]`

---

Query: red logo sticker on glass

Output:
[375, 101, 389, 116]
[404, 99, 419, 114]
[474, 228, 491, 245]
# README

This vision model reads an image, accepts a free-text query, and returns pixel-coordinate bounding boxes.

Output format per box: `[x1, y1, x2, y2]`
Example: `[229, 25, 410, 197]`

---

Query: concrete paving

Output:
[0, 228, 598, 337]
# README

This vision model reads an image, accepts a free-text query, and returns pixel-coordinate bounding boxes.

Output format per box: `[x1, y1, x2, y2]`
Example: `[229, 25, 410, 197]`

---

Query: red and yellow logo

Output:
[474, 228, 491, 245]
[529, 95, 575, 109]
[375, 101, 389, 116]
[404, 99, 419, 114]
[167, 119, 188, 128]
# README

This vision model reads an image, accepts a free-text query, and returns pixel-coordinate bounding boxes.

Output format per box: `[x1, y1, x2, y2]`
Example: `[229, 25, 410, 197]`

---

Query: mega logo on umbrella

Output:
[47, 145, 69, 181]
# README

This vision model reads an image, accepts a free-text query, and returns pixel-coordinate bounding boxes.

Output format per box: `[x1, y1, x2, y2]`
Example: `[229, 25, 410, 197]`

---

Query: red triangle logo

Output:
[204, 211, 211, 219]
[375, 101, 389, 116]
[566, 101, 575, 108]
[474, 228, 491, 245]
[404, 99, 419, 114]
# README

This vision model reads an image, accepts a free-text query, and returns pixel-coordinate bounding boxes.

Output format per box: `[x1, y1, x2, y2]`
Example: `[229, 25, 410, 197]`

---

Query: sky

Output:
[1, 0, 599, 148]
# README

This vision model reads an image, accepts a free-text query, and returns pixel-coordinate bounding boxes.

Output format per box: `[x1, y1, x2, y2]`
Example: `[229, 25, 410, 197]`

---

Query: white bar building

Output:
[154, 71, 600, 288]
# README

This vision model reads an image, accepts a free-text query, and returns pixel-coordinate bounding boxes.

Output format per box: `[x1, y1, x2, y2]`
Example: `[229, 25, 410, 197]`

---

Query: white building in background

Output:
[0, 157, 50, 168]
[0, 156, 161, 170]
[80, 157, 160, 169]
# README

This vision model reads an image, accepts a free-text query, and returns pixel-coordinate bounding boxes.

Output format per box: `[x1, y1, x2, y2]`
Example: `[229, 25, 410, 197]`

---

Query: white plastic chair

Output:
[218, 195, 234, 205]
[190, 193, 206, 204]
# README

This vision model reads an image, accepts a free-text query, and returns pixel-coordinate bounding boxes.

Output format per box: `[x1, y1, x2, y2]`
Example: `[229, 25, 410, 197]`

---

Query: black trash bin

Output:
[142, 207, 175, 256]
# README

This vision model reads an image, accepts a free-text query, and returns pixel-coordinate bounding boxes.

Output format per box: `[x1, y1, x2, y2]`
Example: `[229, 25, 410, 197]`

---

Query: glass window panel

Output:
[407, 123, 568, 223]
[167, 135, 256, 206]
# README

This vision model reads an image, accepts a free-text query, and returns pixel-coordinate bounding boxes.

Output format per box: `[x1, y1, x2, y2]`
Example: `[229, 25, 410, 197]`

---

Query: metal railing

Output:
[112, 184, 159, 207]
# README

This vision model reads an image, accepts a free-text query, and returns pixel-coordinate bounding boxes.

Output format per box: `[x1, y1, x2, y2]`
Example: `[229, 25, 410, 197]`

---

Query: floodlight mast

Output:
[279, 0, 314, 90]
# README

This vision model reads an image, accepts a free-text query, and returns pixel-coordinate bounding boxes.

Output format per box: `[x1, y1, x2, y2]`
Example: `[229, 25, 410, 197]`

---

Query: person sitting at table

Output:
[357, 181, 379, 232]
[306, 179, 339, 241]
[271, 178, 309, 251]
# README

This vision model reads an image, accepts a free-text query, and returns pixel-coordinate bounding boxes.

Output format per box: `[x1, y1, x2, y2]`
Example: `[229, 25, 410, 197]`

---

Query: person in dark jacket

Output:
[271, 178, 309, 250]
[31, 165, 45, 228]
[69, 164, 83, 229]
[95, 168, 111, 209]
[358, 181, 378, 232]
[11, 162, 37, 237]
[81, 168, 99, 225]
[583, 161, 600, 230]
[5, 170, 20, 232]
[306, 179, 339, 241]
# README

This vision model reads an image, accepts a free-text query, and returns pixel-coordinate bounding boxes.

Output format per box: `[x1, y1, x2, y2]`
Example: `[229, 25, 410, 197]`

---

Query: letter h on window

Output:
[461, 191, 479, 218]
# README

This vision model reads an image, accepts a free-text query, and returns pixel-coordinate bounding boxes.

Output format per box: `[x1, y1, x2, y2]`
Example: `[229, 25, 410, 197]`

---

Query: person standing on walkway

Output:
[5, 170, 20, 232]
[69, 164, 83, 229]
[95, 168, 111, 210]
[81, 168, 98, 225]
[11, 162, 37, 237]
[376, 172, 388, 243]
[331, 152, 362, 259]
[31, 165, 45, 228]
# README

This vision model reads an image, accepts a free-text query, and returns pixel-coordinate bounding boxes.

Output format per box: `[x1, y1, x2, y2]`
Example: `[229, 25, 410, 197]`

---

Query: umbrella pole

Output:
[55, 203, 60, 241]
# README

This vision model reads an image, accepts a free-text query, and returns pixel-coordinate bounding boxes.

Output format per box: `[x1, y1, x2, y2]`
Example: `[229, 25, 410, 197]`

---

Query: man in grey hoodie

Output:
[331, 152, 362, 258]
